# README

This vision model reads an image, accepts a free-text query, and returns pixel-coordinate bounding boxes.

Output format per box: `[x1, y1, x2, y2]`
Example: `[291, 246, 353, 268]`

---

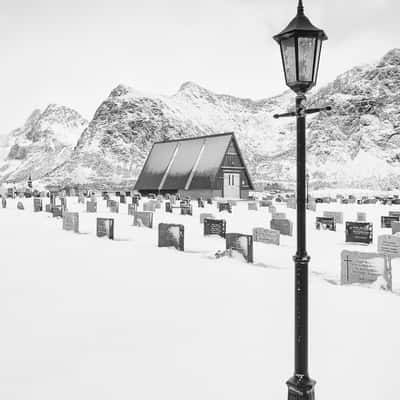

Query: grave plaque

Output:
[316, 217, 336, 231]
[252, 227, 280, 245]
[340, 250, 391, 290]
[33, 198, 43, 212]
[200, 213, 214, 224]
[204, 218, 226, 238]
[381, 216, 399, 228]
[323, 211, 344, 224]
[378, 235, 400, 258]
[86, 201, 97, 213]
[218, 202, 232, 213]
[133, 211, 153, 228]
[128, 204, 137, 216]
[62, 212, 79, 233]
[109, 200, 119, 213]
[158, 223, 184, 251]
[143, 201, 156, 212]
[17, 201, 24, 210]
[389, 211, 400, 219]
[225, 233, 254, 263]
[248, 202, 258, 211]
[52, 205, 63, 218]
[345, 222, 373, 244]
[392, 222, 400, 235]
[96, 218, 114, 240]
[357, 212, 367, 222]
[270, 218, 293, 236]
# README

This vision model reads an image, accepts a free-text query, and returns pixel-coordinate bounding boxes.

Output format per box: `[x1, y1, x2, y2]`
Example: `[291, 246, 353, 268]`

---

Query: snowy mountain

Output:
[26, 48, 400, 189]
[0, 105, 88, 184]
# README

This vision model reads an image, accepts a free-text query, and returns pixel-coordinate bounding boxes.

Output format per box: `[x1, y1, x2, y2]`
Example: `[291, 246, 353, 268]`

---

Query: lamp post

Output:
[273, 1, 327, 399]
[306, 173, 310, 205]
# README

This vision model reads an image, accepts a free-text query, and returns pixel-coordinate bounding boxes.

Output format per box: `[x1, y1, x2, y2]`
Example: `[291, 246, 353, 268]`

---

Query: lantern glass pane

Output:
[280, 37, 296, 84]
[298, 37, 316, 82]
[313, 38, 322, 83]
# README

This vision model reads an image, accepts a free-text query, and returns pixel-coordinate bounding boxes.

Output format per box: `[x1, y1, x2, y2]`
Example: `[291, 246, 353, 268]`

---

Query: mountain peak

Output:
[179, 81, 209, 93]
[378, 48, 400, 67]
[109, 84, 149, 99]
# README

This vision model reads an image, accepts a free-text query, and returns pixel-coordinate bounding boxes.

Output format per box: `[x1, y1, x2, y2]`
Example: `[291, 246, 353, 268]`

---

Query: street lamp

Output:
[273, 1, 327, 399]
[306, 173, 310, 205]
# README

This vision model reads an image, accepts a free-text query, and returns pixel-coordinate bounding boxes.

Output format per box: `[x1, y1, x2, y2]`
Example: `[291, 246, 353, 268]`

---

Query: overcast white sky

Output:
[0, 0, 398, 134]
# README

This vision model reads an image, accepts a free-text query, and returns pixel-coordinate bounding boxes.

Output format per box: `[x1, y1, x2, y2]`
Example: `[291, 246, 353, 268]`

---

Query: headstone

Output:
[120, 194, 126, 204]
[128, 203, 137, 216]
[323, 211, 344, 224]
[1, 197, 6, 208]
[389, 211, 400, 219]
[340, 250, 391, 290]
[109, 200, 119, 213]
[33, 198, 43, 212]
[316, 217, 336, 231]
[158, 223, 184, 251]
[345, 222, 373, 244]
[287, 198, 296, 209]
[62, 212, 79, 233]
[381, 216, 399, 228]
[218, 202, 232, 213]
[52, 205, 63, 218]
[227, 200, 237, 207]
[86, 201, 97, 213]
[143, 201, 156, 212]
[252, 227, 280, 245]
[165, 202, 172, 213]
[45, 204, 52, 213]
[60, 197, 67, 210]
[180, 205, 192, 216]
[197, 199, 204, 208]
[200, 213, 214, 224]
[392, 222, 400, 235]
[96, 218, 114, 240]
[307, 202, 317, 212]
[268, 205, 277, 214]
[259, 200, 272, 207]
[78, 194, 85, 204]
[357, 212, 367, 222]
[225, 233, 254, 263]
[248, 202, 258, 211]
[378, 235, 400, 258]
[204, 218, 226, 238]
[270, 218, 293, 236]
[206, 198, 212, 205]
[272, 212, 286, 220]
[17, 201, 24, 210]
[133, 211, 153, 228]
[155, 200, 162, 209]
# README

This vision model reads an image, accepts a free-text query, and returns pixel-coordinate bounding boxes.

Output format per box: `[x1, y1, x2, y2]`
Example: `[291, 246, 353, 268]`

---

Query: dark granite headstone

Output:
[180, 204, 192, 216]
[96, 218, 114, 239]
[165, 202, 172, 213]
[52, 205, 63, 218]
[86, 201, 97, 213]
[120, 194, 126, 204]
[133, 211, 153, 228]
[33, 198, 43, 212]
[218, 202, 232, 213]
[63, 212, 79, 233]
[158, 223, 184, 251]
[1, 197, 6, 208]
[381, 216, 399, 228]
[345, 222, 373, 244]
[316, 217, 336, 231]
[204, 218, 226, 238]
[207, 198, 212, 205]
[197, 199, 205, 208]
[270, 218, 293, 236]
[392, 222, 400, 235]
[225, 233, 254, 263]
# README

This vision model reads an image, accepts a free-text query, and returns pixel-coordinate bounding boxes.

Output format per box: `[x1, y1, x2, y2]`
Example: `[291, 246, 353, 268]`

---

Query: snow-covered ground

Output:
[0, 196, 399, 400]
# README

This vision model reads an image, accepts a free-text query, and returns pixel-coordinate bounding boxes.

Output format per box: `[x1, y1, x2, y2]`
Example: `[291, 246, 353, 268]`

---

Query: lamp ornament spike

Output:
[298, 0, 304, 14]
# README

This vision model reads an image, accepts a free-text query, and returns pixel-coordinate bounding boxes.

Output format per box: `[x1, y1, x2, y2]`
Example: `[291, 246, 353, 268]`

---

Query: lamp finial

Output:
[298, 0, 304, 14]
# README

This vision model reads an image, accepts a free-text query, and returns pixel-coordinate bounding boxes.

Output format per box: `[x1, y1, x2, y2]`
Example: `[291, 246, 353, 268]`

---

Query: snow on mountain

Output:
[40, 48, 400, 189]
[0, 105, 88, 184]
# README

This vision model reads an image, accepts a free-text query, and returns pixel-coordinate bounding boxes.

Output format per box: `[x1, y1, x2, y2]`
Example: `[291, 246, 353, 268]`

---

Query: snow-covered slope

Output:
[0, 105, 88, 183]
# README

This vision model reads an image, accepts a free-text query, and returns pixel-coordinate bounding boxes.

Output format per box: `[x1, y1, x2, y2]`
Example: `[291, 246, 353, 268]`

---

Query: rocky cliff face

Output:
[0, 105, 88, 184]
[9, 48, 400, 189]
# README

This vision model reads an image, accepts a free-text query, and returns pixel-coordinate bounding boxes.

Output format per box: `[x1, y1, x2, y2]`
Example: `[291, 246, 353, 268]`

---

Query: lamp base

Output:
[287, 375, 316, 400]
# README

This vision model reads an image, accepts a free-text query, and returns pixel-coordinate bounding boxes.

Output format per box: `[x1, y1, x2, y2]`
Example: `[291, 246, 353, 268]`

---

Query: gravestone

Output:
[158, 223, 184, 251]
[60, 197, 67, 210]
[307, 202, 317, 212]
[90, 194, 96, 203]
[1, 197, 6, 208]
[286, 198, 296, 209]
[392, 222, 400, 235]
[218, 202, 232, 213]
[33, 198, 43, 212]
[248, 202, 258, 211]
[227, 200, 237, 207]
[180, 205, 192, 216]
[272, 212, 287, 220]
[259, 200, 272, 207]
[200, 213, 214, 224]
[340, 250, 391, 290]
[225, 233, 254, 263]
[197, 198, 204, 208]
[109, 200, 119, 213]
[45, 204, 52, 213]
[17, 201, 24, 210]
[345, 222, 373, 244]
[381, 216, 399, 228]
[316, 217, 336, 231]
[322, 197, 331, 204]
[268, 205, 277, 214]
[165, 202, 172, 213]
[206, 198, 212, 205]
[378, 234, 400, 258]
[120, 194, 126, 204]
[86, 201, 97, 213]
[78, 194, 85, 204]
[143, 201, 156, 212]
[133, 211, 153, 228]
[155, 200, 162, 209]
[270, 218, 293, 236]
[323, 211, 344, 224]
[96, 218, 114, 240]
[252, 227, 280, 245]
[62, 212, 79, 233]
[204, 218, 226, 238]
[388, 211, 400, 219]
[128, 204, 137, 216]
[52, 205, 63, 218]
[357, 212, 367, 222]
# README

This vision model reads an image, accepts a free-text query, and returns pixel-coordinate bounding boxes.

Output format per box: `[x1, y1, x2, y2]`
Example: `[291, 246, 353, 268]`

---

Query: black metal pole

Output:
[286, 94, 316, 400]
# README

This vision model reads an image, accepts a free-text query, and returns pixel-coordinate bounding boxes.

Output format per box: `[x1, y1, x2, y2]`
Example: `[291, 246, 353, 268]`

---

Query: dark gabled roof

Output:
[134, 132, 254, 191]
